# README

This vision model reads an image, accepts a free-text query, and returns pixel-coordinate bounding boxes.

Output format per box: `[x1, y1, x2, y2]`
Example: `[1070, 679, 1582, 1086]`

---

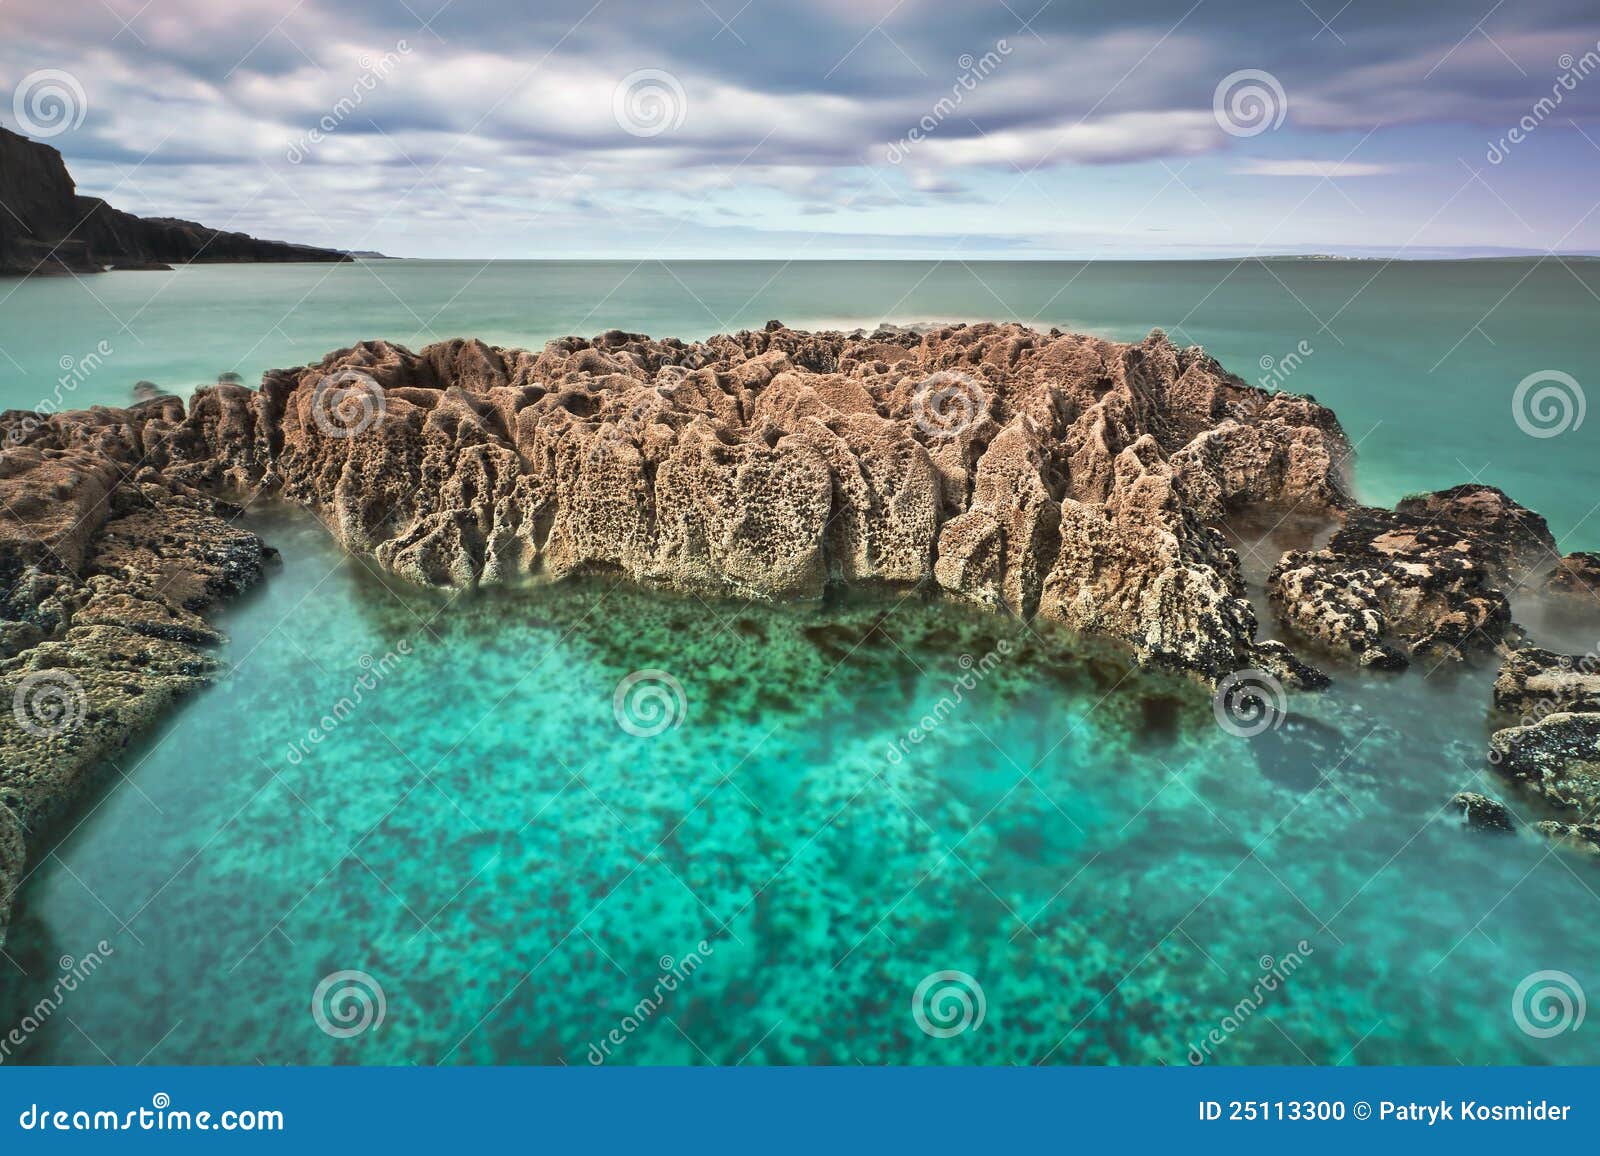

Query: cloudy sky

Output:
[2, 0, 1598, 258]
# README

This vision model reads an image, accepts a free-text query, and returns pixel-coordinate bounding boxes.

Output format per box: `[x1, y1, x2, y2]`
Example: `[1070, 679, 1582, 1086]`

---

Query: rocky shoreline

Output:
[1, 321, 1596, 942]
[0, 128, 349, 276]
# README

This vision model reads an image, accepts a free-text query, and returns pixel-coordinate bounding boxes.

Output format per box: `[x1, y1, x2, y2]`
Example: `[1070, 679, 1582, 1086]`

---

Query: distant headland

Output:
[0, 127, 351, 276]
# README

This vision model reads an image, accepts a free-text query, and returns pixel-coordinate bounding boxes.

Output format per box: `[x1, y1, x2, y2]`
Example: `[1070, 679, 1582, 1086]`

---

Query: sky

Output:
[1, 0, 1598, 258]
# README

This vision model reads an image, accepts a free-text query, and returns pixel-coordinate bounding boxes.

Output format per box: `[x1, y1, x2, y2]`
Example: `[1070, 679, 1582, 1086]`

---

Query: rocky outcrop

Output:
[12, 319, 1598, 937]
[1543, 551, 1600, 612]
[1266, 485, 1554, 669]
[1494, 647, 1600, 718]
[1488, 646, 1600, 852]
[0, 127, 349, 275]
[1450, 791, 1514, 832]
[0, 321, 1357, 938]
[0, 399, 272, 942]
[151, 323, 1352, 684]
[1490, 712, 1600, 835]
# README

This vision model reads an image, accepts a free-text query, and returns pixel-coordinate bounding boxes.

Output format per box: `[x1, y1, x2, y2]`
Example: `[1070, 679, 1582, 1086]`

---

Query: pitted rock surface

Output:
[17, 321, 1590, 938]
[151, 323, 1351, 685]
[1267, 485, 1555, 669]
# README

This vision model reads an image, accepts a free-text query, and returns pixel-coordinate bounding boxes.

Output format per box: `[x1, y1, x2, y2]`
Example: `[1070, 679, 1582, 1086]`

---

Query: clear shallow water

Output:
[1, 260, 1598, 1066]
[1, 505, 1598, 1066]
[0, 258, 1596, 540]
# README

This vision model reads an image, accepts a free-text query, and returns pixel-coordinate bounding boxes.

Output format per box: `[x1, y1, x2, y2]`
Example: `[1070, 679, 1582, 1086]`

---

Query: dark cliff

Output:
[0, 128, 351, 275]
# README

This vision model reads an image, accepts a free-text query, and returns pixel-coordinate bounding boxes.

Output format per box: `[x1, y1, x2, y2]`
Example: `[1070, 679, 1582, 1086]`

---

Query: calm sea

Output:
[0, 259, 1596, 1064]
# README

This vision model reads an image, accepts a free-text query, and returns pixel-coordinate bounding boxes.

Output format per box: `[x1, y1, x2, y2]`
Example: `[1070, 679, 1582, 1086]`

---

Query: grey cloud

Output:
[2, 0, 1596, 255]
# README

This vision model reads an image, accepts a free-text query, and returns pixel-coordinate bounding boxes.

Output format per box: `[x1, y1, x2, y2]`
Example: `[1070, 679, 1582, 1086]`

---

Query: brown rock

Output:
[0, 321, 1367, 940]
[1267, 485, 1554, 668]
[1543, 552, 1600, 613]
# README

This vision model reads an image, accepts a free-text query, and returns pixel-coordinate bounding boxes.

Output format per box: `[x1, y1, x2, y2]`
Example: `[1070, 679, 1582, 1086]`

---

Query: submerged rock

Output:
[1533, 820, 1600, 854]
[1449, 791, 1514, 832]
[1490, 712, 1600, 818]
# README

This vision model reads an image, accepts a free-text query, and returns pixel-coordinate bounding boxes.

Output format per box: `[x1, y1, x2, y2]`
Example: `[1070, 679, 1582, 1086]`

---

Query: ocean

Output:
[0, 258, 1597, 1064]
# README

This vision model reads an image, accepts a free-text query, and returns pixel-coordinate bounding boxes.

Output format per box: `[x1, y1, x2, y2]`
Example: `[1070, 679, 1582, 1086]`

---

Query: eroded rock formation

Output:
[1490, 646, 1600, 852]
[0, 321, 1359, 939]
[154, 323, 1352, 683]
[0, 399, 273, 938]
[0, 320, 1591, 940]
[1267, 486, 1554, 669]
[1544, 551, 1600, 610]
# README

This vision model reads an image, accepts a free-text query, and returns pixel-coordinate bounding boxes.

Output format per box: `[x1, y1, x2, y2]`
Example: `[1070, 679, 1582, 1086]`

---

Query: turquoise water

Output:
[1, 259, 1596, 539]
[2, 261, 1599, 1065]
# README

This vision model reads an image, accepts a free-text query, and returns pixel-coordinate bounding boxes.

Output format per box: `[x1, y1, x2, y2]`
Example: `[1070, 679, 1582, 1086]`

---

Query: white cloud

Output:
[1234, 159, 1399, 177]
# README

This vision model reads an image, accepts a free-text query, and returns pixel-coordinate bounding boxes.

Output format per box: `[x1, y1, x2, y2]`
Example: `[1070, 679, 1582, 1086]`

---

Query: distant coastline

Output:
[0, 127, 350, 277]
[263, 253, 1598, 264]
